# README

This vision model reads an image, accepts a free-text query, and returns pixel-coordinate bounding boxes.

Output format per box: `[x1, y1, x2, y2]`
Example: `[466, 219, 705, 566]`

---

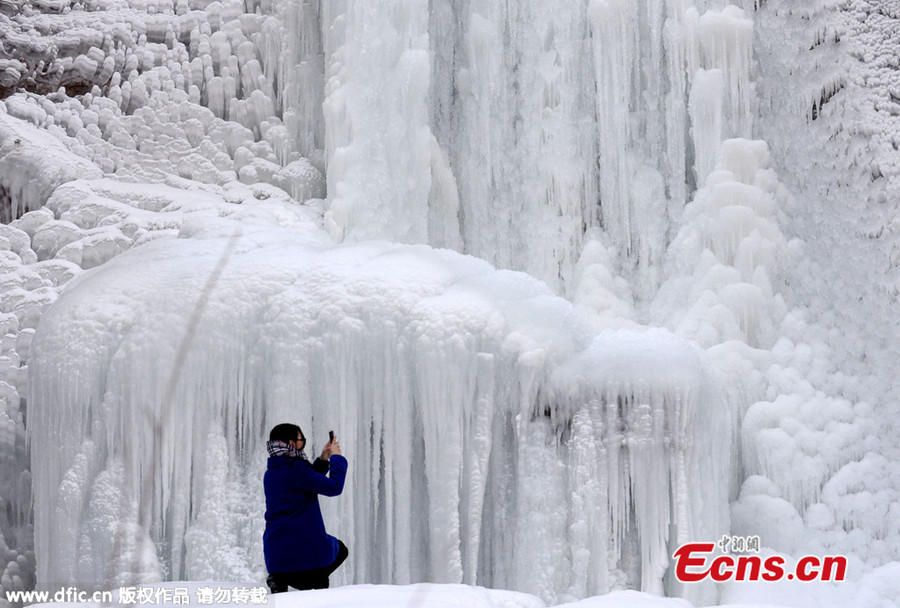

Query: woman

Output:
[263, 423, 349, 592]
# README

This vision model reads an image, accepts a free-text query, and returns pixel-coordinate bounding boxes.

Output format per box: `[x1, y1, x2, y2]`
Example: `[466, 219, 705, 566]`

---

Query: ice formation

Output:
[26, 198, 729, 603]
[1, 0, 899, 606]
[316, 1, 759, 293]
[0, 114, 102, 222]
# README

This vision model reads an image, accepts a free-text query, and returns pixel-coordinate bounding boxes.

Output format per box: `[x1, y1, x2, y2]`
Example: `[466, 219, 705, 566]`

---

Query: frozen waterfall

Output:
[317, 1, 756, 294]
[28, 215, 729, 603]
[2, 0, 858, 603]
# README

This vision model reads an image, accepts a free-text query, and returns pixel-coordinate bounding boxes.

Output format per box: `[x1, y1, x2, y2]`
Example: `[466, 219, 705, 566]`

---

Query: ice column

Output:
[279, 0, 326, 162]
[689, 6, 754, 187]
[0, 309, 35, 595]
[588, 0, 638, 258]
[586, 0, 701, 294]
[547, 329, 730, 605]
[321, 1, 443, 244]
[653, 138, 790, 497]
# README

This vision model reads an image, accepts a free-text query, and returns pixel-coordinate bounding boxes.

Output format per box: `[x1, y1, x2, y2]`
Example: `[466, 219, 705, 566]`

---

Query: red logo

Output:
[672, 539, 847, 583]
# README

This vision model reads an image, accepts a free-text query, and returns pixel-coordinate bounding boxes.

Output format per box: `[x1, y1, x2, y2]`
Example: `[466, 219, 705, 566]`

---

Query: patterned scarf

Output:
[267, 440, 309, 461]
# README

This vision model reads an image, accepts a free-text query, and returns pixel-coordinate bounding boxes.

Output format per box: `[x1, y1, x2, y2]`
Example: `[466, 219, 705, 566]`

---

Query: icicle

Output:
[27, 222, 730, 602]
[698, 6, 754, 139]
[589, 0, 638, 258]
[689, 68, 725, 187]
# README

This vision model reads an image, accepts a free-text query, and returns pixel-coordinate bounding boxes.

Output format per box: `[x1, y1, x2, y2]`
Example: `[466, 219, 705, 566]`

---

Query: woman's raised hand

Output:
[320, 433, 341, 458]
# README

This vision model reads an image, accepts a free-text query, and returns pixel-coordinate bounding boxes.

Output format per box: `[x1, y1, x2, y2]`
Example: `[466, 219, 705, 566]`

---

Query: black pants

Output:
[269, 540, 349, 592]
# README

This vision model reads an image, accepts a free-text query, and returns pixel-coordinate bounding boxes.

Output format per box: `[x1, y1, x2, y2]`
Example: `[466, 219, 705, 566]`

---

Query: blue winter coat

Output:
[263, 454, 348, 573]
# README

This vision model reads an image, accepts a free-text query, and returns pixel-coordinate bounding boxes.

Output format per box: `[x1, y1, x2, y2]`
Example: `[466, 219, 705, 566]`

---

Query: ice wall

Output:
[26, 194, 730, 602]
[316, 1, 755, 295]
[745, 0, 900, 571]
[9, 0, 896, 604]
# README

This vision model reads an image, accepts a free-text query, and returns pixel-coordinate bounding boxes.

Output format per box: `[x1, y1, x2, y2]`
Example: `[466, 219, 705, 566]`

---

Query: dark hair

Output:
[269, 423, 303, 443]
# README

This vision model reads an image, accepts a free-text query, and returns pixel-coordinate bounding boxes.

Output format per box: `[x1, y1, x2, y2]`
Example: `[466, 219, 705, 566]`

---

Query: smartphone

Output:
[329, 430, 335, 443]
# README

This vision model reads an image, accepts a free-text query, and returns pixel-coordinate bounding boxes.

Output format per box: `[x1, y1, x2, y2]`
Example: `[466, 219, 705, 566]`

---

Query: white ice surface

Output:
[2, 0, 900, 606]
[22, 582, 786, 608]
[26, 200, 729, 603]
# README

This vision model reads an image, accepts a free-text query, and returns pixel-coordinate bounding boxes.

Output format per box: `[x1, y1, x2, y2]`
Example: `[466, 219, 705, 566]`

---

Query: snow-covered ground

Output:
[2, 0, 899, 607]
[19, 576, 900, 608]
[18, 583, 705, 608]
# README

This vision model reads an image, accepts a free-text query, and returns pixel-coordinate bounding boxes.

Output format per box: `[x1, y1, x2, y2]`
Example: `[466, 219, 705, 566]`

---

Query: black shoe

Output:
[266, 574, 287, 594]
